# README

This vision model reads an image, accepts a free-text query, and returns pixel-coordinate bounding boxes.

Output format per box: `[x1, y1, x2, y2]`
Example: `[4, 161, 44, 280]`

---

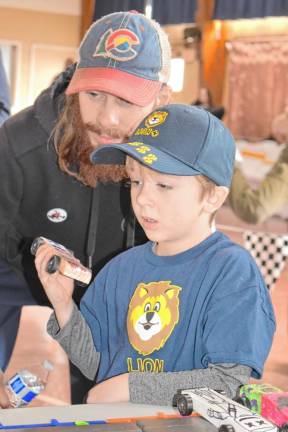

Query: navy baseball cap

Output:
[91, 104, 236, 187]
[66, 11, 171, 107]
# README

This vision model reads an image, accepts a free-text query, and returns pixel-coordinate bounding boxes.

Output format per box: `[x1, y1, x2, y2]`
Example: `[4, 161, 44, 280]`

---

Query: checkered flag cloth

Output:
[243, 230, 288, 290]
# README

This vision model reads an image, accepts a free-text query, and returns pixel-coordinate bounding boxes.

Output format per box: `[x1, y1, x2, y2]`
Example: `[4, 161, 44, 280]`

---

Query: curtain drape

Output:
[152, 0, 197, 25]
[93, 0, 197, 24]
[213, 0, 288, 20]
[226, 38, 288, 141]
[93, 0, 144, 20]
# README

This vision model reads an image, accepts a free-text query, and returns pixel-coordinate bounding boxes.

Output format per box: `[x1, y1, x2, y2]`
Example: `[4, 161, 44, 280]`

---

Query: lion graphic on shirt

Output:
[127, 280, 181, 355]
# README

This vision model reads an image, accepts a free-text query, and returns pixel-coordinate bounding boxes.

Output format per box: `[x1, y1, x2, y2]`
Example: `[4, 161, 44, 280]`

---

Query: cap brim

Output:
[66, 67, 162, 107]
[90, 143, 201, 176]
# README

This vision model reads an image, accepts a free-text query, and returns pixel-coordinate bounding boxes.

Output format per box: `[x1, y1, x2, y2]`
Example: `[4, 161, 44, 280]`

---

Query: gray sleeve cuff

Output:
[129, 363, 251, 406]
[47, 302, 100, 381]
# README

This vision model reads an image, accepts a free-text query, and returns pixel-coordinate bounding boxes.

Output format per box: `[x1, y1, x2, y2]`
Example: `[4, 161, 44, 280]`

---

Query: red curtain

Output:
[226, 38, 288, 141]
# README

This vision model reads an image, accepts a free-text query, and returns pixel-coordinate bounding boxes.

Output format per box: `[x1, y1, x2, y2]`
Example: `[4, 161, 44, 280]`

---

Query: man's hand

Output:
[0, 371, 10, 408]
[86, 373, 129, 404]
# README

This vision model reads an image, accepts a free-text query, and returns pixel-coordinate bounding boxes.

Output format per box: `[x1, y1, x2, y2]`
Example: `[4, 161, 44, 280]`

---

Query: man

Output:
[0, 50, 10, 125]
[229, 109, 288, 224]
[0, 10, 171, 406]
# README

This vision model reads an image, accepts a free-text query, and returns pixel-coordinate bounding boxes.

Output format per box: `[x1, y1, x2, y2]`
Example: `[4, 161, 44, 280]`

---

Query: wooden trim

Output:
[194, 0, 215, 87]
[80, 0, 95, 40]
[195, 0, 215, 28]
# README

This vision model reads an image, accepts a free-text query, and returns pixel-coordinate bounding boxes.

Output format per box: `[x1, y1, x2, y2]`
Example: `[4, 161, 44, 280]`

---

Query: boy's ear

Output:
[156, 84, 172, 107]
[204, 186, 229, 213]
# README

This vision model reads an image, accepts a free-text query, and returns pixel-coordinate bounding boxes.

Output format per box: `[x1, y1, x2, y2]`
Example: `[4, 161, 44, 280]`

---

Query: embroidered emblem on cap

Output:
[128, 142, 158, 165]
[93, 28, 140, 61]
[47, 208, 67, 223]
[145, 111, 168, 128]
[135, 128, 159, 137]
[143, 154, 158, 164]
[134, 111, 168, 138]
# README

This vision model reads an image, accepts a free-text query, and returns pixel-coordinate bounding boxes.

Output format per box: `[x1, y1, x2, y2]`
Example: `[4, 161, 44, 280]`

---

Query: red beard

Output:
[56, 94, 128, 187]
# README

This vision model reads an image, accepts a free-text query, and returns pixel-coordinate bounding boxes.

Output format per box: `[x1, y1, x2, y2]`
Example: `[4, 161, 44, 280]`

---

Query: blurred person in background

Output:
[229, 108, 288, 224]
[193, 87, 225, 120]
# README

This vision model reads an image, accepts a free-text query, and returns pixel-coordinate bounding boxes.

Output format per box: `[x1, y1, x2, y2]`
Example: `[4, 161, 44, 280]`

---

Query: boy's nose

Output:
[136, 184, 154, 206]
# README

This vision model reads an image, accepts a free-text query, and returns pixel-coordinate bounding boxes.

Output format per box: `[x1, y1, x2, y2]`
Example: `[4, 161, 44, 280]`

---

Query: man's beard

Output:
[72, 99, 128, 187]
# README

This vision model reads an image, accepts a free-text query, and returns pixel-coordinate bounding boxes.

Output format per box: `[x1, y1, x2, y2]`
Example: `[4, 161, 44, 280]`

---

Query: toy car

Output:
[237, 383, 288, 432]
[237, 384, 283, 414]
[173, 387, 277, 432]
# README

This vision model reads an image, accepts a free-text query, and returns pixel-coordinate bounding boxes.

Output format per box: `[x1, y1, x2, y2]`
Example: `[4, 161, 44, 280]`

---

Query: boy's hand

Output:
[0, 371, 10, 408]
[34, 244, 74, 327]
[86, 373, 129, 403]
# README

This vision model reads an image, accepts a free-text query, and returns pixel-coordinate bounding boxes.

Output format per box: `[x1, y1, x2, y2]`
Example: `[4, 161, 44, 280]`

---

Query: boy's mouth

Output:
[143, 217, 156, 223]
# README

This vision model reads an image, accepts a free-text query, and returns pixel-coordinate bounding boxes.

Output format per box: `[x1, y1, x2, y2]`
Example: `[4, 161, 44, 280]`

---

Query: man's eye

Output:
[118, 98, 134, 107]
[157, 183, 173, 190]
[87, 91, 100, 98]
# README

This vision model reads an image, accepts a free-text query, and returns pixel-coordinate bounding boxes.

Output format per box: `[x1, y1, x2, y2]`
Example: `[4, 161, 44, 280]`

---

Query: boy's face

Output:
[126, 157, 215, 256]
[78, 91, 158, 149]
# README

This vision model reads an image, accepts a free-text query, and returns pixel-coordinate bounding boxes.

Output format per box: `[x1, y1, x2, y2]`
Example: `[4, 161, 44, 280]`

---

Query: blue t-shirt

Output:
[80, 231, 275, 383]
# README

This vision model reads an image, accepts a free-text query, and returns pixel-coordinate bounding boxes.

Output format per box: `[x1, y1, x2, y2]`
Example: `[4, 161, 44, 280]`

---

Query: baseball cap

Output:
[91, 104, 236, 187]
[66, 11, 171, 107]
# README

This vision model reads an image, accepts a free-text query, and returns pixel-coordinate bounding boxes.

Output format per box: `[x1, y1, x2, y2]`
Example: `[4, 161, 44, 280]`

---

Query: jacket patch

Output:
[47, 208, 67, 223]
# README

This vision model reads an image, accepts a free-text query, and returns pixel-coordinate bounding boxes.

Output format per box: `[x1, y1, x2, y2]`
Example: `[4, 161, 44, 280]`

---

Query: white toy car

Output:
[173, 387, 278, 432]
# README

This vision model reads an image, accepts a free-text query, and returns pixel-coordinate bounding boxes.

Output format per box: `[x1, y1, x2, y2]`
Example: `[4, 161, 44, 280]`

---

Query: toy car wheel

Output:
[234, 395, 251, 409]
[172, 393, 180, 407]
[279, 423, 288, 432]
[219, 425, 235, 432]
[177, 395, 193, 416]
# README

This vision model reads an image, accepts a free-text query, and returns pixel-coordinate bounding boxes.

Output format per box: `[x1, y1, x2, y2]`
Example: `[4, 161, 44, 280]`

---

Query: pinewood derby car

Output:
[237, 384, 288, 431]
[173, 387, 278, 432]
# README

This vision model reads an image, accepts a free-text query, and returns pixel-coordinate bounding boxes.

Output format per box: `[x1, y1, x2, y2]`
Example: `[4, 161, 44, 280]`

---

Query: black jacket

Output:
[0, 69, 145, 305]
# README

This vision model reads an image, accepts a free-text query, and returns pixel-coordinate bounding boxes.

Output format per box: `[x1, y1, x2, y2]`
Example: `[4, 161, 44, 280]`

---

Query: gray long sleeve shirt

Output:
[47, 303, 251, 406]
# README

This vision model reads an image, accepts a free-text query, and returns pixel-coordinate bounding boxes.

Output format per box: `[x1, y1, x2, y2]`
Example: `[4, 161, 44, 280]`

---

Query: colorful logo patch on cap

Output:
[93, 28, 140, 62]
[145, 111, 168, 128]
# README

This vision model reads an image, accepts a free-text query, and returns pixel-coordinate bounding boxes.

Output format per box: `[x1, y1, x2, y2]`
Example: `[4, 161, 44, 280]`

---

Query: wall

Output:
[164, 23, 200, 104]
[0, 6, 80, 112]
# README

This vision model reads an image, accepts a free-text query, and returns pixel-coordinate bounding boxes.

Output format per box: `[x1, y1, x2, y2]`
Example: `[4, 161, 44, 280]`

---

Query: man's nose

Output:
[97, 97, 121, 129]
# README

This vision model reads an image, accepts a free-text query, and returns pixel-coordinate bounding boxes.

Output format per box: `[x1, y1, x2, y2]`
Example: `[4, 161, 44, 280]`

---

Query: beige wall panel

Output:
[0, 7, 80, 45]
[171, 47, 200, 104]
[0, 6, 80, 110]
[164, 23, 200, 104]
[29, 44, 77, 104]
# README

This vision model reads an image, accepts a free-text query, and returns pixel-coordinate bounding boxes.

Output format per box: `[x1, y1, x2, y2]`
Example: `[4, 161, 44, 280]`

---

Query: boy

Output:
[35, 104, 275, 406]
